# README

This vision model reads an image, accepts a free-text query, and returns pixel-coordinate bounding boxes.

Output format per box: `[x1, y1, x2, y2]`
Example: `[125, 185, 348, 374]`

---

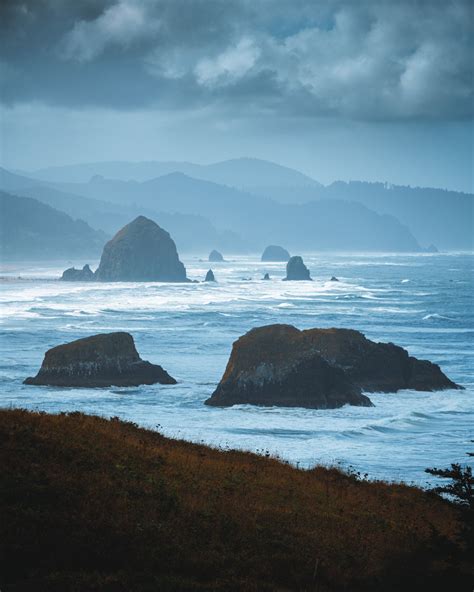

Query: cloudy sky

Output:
[1, 0, 472, 191]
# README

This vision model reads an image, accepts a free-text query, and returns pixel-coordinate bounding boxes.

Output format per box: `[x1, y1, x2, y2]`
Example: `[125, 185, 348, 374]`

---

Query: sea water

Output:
[1, 252, 473, 486]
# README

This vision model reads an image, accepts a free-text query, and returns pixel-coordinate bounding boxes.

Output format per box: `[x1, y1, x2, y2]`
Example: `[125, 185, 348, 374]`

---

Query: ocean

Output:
[1, 252, 473, 486]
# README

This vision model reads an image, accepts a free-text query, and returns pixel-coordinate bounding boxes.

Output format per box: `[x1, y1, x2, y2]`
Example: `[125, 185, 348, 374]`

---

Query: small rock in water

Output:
[261, 245, 290, 262]
[330, 276, 339, 282]
[209, 250, 224, 262]
[61, 264, 94, 281]
[205, 269, 216, 282]
[263, 273, 270, 280]
[284, 256, 312, 281]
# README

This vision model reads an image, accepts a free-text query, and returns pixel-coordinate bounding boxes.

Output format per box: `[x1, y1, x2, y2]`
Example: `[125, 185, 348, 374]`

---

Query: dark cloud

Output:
[1, 0, 473, 120]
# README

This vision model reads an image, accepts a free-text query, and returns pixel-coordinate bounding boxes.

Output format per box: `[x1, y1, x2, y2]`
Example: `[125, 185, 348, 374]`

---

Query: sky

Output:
[1, 0, 473, 192]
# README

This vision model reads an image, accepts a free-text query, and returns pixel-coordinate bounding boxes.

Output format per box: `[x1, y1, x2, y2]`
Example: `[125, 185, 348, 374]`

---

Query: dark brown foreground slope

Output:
[0, 410, 471, 592]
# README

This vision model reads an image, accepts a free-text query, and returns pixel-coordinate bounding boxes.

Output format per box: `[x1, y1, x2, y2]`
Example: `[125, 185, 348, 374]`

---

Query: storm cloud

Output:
[1, 0, 473, 120]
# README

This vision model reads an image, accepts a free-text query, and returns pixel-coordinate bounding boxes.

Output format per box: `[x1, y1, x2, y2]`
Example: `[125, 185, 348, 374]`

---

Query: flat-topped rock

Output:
[284, 256, 311, 281]
[94, 216, 188, 282]
[24, 332, 176, 387]
[206, 325, 372, 409]
[61, 264, 94, 281]
[261, 245, 290, 262]
[302, 328, 461, 393]
[209, 250, 224, 262]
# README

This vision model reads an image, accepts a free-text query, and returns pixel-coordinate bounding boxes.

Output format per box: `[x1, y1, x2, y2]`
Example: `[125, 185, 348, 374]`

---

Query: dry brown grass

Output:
[0, 409, 472, 591]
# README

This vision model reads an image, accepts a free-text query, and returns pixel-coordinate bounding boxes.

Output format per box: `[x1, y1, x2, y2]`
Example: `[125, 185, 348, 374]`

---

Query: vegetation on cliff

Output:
[1, 409, 472, 591]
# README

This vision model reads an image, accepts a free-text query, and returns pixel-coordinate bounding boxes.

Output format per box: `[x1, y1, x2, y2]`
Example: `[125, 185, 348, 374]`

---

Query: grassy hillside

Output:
[0, 409, 471, 591]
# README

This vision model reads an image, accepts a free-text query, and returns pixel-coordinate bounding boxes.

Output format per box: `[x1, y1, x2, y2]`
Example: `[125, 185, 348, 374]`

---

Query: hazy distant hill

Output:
[30, 157, 321, 190]
[0, 169, 244, 253]
[42, 172, 420, 252]
[0, 191, 107, 260]
[26, 158, 473, 250]
[318, 181, 473, 251]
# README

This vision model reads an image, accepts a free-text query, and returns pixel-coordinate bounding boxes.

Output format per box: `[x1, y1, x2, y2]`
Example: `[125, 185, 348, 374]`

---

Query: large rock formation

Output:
[94, 216, 188, 282]
[284, 256, 311, 281]
[206, 325, 372, 409]
[209, 249, 224, 262]
[24, 332, 176, 387]
[61, 264, 94, 281]
[302, 328, 461, 393]
[261, 245, 290, 262]
[205, 325, 461, 409]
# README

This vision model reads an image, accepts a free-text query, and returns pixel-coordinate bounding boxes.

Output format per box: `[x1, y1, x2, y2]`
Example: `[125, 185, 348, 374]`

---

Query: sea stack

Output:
[261, 245, 290, 262]
[205, 325, 372, 409]
[24, 332, 176, 387]
[263, 273, 270, 280]
[94, 216, 188, 282]
[61, 264, 94, 281]
[209, 250, 224, 262]
[205, 269, 216, 282]
[284, 256, 311, 281]
[205, 324, 461, 409]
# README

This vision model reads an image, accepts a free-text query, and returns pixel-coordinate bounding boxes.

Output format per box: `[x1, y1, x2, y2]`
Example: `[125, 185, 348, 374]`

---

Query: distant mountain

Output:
[0, 191, 107, 260]
[30, 157, 321, 190]
[319, 182, 473, 250]
[0, 169, 244, 253]
[42, 172, 420, 252]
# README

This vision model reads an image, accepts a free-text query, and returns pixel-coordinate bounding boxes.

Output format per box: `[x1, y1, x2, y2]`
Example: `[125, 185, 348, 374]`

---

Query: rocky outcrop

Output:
[261, 245, 290, 262]
[330, 276, 339, 282]
[284, 256, 311, 281]
[209, 250, 224, 262]
[263, 273, 270, 280]
[205, 269, 216, 282]
[205, 324, 461, 409]
[303, 328, 461, 393]
[94, 216, 188, 282]
[205, 325, 372, 409]
[61, 264, 94, 281]
[24, 332, 176, 387]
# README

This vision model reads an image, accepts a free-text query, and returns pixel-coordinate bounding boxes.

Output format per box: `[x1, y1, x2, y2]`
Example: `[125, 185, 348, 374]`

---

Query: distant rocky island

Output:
[61, 216, 189, 282]
[209, 249, 224, 262]
[284, 256, 312, 280]
[205, 324, 460, 409]
[24, 332, 176, 388]
[261, 245, 290, 261]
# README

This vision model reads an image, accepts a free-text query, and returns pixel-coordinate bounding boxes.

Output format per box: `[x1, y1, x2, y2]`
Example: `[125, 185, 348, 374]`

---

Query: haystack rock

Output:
[261, 245, 290, 262]
[209, 250, 224, 262]
[284, 256, 311, 281]
[205, 269, 216, 282]
[94, 216, 188, 282]
[24, 332, 176, 387]
[302, 328, 461, 393]
[205, 325, 372, 409]
[61, 264, 94, 281]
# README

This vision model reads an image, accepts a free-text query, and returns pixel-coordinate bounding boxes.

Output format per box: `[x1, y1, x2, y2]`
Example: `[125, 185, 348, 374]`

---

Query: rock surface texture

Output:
[205, 325, 460, 409]
[206, 325, 372, 409]
[205, 269, 216, 282]
[61, 264, 94, 281]
[24, 332, 176, 387]
[94, 216, 188, 282]
[284, 256, 311, 280]
[261, 245, 290, 262]
[209, 250, 224, 262]
[303, 328, 461, 393]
